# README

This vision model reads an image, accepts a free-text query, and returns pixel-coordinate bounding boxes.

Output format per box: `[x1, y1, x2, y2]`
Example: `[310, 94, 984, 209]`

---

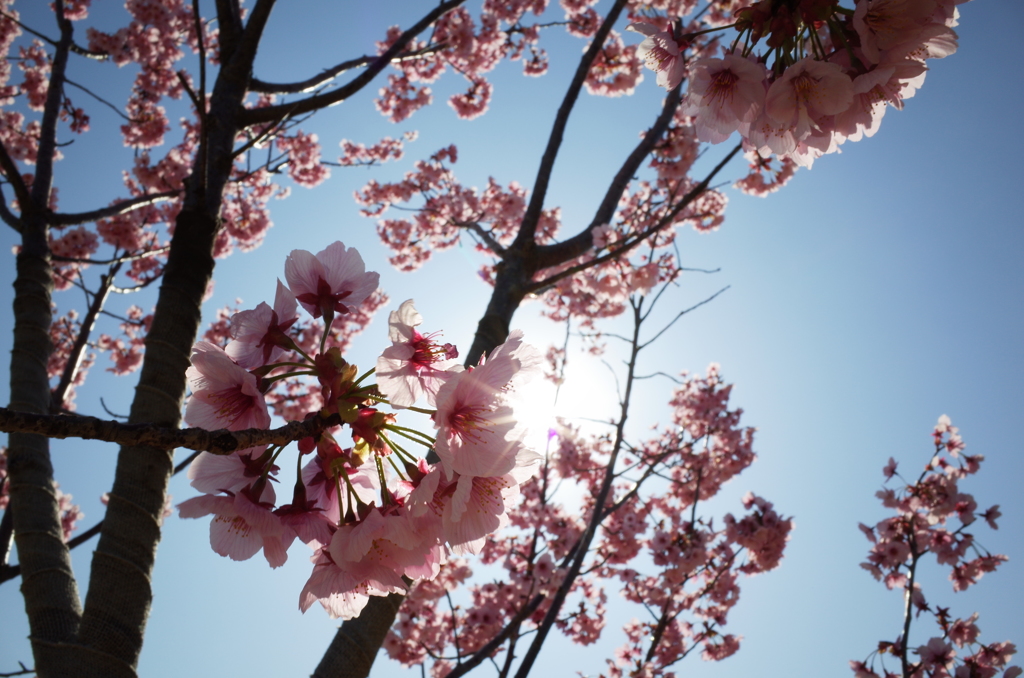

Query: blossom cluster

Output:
[382, 365, 791, 677]
[176, 241, 543, 619]
[372, 0, 607, 123]
[852, 416, 1018, 678]
[630, 0, 964, 169]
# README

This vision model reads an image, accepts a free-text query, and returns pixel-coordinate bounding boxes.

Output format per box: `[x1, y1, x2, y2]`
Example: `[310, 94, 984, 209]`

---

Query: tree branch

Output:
[29, 5, 72, 213]
[0, 140, 32, 212]
[512, 298, 644, 678]
[534, 85, 683, 268]
[64, 78, 132, 121]
[50, 263, 120, 412]
[458, 220, 506, 257]
[444, 594, 546, 678]
[48, 190, 179, 226]
[0, 10, 106, 59]
[0, 186, 23, 232]
[239, 0, 467, 127]
[0, 406, 344, 456]
[250, 45, 446, 94]
[213, 0, 242, 63]
[527, 143, 743, 294]
[511, 0, 629, 250]
[52, 246, 168, 265]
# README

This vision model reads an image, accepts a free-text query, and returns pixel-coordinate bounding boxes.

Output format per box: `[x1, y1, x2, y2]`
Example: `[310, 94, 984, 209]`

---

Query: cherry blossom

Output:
[627, 22, 686, 90]
[376, 299, 459, 408]
[184, 341, 270, 431]
[178, 485, 295, 569]
[683, 54, 767, 143]
[285, 241, 380, 323]
[225, 280, 299, 369]
[432, 330, 541, 480]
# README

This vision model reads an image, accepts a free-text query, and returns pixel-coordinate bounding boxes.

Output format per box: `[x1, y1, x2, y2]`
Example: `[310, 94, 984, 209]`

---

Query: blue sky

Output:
[1, 1, 1022, 677]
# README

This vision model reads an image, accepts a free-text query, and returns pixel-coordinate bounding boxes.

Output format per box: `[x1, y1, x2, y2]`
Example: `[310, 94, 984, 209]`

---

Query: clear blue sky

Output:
[1, 2, 1021, 677]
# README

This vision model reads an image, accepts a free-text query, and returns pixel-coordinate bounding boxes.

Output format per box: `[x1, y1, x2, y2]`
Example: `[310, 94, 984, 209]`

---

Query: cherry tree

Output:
[0, 1, 1016, 678]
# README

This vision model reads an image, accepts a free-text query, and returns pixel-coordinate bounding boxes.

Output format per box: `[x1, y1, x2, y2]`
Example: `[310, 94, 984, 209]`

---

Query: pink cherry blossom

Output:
[284, 241, 380, 321]
[319, 507, 440, 606]
[299, 548, 373, 619]
[684, 54, 767, 143]
[225, 280, 299, 368]
[185, 341, 270, 431]
[376, 299, 460, 408]
[853, 0, 940, 64]
[178, 486, 295, 568]
[627, 22, 686, 90]
[761, 58, 854, 156]
[432, 330, 541, 480]
[187, 448, 272, 495]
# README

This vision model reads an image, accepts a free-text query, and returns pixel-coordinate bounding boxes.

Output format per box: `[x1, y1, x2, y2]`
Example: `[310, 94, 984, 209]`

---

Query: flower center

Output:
[209, 386, 256, 425]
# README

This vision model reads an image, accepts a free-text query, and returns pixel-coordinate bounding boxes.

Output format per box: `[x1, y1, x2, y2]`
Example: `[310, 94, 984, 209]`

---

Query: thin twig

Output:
[639, 286, 730, 350]
[52, 246, 169, 265]
[64, 77, 131, 120]
[249, 44, 445, 94]
[50, 261, 121, 411]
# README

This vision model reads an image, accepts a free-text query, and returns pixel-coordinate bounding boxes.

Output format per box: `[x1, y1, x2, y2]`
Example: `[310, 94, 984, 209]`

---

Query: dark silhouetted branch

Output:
[49, 190, 179, 226]
[240, 0, 467, 126]
[0, 406, 343, 455]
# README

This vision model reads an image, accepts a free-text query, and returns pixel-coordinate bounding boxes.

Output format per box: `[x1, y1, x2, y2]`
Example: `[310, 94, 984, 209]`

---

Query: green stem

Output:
[407, 405, 437, 416]
[386, 424, 436, 447]
[353, 366, 376, 388]
[263, 370, 317, 385]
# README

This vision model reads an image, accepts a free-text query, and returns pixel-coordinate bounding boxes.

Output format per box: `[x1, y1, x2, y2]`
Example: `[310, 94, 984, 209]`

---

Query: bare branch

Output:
[535, 85, 683, 268]
[240, 0, 467, 127]
[0, 141, 31, 212]
[444, 594, 546, 678]
[50, 263, 121, 412]
[0, 10, 106, 59]
[511, 0, 629, 250]
[512, 299, 645, 678]
[0, 406, 344, 455]
[214, 0, 243, 63]
[48, 190, 180, 226]
[639, 286, 730, 350]
[0, 186, 23, 232]
[52, 246, 169, 265]
[527, 143, 744, 294]
[459, 220, 506, 257]
[64, 78, 131, 121]
[250, 44, 446, 94]
[29, 6, 73, 213]
[0, 660, 34, 677]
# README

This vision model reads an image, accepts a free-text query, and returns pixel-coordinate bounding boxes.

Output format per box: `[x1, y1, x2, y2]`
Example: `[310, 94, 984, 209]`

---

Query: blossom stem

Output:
[262, 361, 312, 370]
[288, 341, 315, 365]
[262, 370, 317, 385]
[261, 445, 285, 482]
[319, 315, 333, 355]
[385, 424, 436, 447]
[352, 366, 376, 388]
[379, 431, 415, 464]
[686, 22, 737, 38]
[406, 405, 437, 416]
[338, 466, 361, 513]
[384, 453, 408, 482]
